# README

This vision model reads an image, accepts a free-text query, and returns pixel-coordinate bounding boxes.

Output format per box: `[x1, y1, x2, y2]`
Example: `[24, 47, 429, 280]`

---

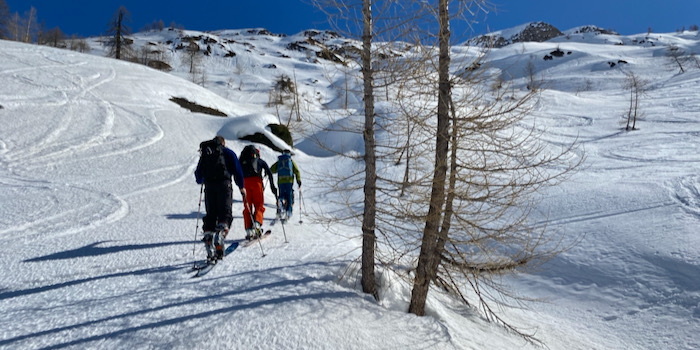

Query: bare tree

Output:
[2, 5, 38, 43]
[141, 19, 165, 32]
[524, 56, 541, 91]
[409, 0, 453, 317]
[69, 35, 90, 53]
[6, 12, 20, 41]
[181, 41, 207, 86]
[20, 6, 37, 43]
[267, 75, 294, 108]
[183, 41, 200, 73]
[0, 0, 10, 39]
[138, 45, 152, 65]
[396, 4, 581, 343]
[622, 71, 649, 130]
[292, 69, 302, 122]
[691, 53, 700, 69]
[39, 27, 65, 47]
[310, 0, 436, 300]
[666, 44, 687, 73]
[105, 6, 133, 60]
[311, 0, 404, 301]
[312, 1, 580, 342]
[357, 0, 380, 300]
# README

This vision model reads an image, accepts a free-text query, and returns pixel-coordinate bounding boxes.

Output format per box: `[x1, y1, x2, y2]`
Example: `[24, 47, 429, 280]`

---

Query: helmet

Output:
[282, 149, 291, 154]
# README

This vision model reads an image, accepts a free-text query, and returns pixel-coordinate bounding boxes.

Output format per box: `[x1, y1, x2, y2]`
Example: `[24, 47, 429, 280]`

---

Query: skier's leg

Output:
[202, 185, 216, 232]
[243, 178, 256, 230]
[249, 177, 265, 236]
[201, 185, 219, 258]
[253, 192, 265, 228]
[287, 187, 294, 217]
[222, 181, 233, 237]
[278, 183, 292, 220]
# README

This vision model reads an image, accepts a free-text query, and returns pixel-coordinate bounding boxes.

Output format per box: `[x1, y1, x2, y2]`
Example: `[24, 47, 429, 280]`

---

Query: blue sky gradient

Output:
[6, 0, 699, 38]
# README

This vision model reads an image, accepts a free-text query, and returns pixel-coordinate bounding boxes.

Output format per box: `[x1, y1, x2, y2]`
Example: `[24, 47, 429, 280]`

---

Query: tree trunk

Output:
[632, 89, 639, 129]
[409, 0, 451, 316]
[626, 89, 633, 130]
[360, 0, 378, 300]
[115, 12, 123, 59]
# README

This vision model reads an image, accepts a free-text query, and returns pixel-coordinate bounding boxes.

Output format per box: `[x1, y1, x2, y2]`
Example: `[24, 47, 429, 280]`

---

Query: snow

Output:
[1, 24, 699, 350]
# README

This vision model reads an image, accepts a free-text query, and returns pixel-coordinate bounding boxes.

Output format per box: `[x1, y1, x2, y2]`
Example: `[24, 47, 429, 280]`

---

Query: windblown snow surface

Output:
[0, 27, 698, 350]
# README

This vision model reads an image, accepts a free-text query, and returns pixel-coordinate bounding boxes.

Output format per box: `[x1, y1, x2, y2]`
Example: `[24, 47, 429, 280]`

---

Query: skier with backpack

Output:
[194, 136, 246, 261]
[270, 149, 301, 221]
[239, 145, 277, 240]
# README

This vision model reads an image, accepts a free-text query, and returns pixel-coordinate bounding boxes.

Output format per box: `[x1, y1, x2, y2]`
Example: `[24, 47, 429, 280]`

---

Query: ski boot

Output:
[202, 231, 216, 262]
[254, 222, 263, 239]
[214, 223, 228, 259]
[245, 228, 255, 241]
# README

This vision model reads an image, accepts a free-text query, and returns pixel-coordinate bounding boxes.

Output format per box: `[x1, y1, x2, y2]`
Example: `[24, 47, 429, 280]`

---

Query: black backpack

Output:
[199, 138, 229, 182]
[239, 145, 261, 176]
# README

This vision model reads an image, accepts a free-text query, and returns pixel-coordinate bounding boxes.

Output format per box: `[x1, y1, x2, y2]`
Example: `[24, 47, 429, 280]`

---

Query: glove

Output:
[272, 187, 278, 197]
[240, 188, 247, 198]
[297, 181, 301, 188]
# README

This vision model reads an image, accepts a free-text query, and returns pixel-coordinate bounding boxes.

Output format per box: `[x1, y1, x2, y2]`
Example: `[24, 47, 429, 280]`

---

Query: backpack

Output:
[199, 138, 229, 182]
[276, 153, 293, 178]
[239, 145, 261, 176]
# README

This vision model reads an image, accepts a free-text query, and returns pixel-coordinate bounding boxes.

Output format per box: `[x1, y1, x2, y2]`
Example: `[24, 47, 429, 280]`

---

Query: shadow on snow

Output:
[0, 262, 353, 349]
[24, 241, 192, 262]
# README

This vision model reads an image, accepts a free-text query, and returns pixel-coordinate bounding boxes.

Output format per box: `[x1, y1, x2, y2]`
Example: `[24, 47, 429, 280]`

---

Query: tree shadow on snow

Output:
[0, 265, 180, 302]
[165, 212, 200, 220]
[0, 262, 356, 349]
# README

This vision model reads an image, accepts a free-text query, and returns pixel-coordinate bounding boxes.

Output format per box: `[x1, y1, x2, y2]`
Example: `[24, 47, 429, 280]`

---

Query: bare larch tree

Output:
[622, 70, 649, 130]
[312, 0, 582, 343]
[0, 0, 11, 40]
[105, 6, 133, 60]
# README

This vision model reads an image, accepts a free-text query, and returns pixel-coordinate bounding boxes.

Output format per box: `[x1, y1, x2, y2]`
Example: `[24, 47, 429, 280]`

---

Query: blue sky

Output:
[7, 0, 699, 38]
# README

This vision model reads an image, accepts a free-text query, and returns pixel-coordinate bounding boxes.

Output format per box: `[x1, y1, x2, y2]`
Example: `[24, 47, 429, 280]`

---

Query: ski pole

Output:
[298, 187, 304, 224]
[243, 193, 266, 257]
[193, 183, 204, 268]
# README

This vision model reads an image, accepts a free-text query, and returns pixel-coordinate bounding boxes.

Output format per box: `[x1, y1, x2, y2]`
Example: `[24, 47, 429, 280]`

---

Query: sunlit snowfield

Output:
[0, 27, 698, 349]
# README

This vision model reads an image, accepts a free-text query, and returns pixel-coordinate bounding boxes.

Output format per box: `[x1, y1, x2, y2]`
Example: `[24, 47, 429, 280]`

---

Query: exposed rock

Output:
[469, 22, 564, 48]
[569, 25, 619, 36]
[239, 124, 293, 151]
[550, 48, 565, 57]
[516, 22, 564, 43]
[147, 60, 172, 71]
[170, 97, 227, 117]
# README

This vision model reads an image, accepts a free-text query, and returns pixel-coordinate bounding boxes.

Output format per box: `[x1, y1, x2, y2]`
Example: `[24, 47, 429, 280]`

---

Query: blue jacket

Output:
[195, 146, 245, 189]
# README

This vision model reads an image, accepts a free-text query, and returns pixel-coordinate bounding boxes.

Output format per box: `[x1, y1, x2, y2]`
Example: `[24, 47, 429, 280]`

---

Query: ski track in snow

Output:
[0, 58, 160, 244]
[670, 175, 700, 217]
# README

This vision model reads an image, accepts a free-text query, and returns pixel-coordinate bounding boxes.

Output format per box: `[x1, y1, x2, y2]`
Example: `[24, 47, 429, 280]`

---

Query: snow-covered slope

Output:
[0, 23, 699, 349]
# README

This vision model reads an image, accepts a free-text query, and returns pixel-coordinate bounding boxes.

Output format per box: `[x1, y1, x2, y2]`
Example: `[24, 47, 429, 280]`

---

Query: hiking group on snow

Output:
[194, 135, 301, 264]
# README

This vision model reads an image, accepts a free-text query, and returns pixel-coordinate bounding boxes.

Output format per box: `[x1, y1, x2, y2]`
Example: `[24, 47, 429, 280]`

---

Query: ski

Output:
[192, 261, 217, 277]
[192, 241, 240, 278]
[241, 229, 272, 247]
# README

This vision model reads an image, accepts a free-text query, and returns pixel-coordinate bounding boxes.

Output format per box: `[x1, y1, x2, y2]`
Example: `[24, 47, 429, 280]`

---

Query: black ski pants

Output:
[203, 180, 233, 232]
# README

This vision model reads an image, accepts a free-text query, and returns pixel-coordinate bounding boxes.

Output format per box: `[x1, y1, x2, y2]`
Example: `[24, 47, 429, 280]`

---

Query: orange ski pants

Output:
[243, 176, 265, 229]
